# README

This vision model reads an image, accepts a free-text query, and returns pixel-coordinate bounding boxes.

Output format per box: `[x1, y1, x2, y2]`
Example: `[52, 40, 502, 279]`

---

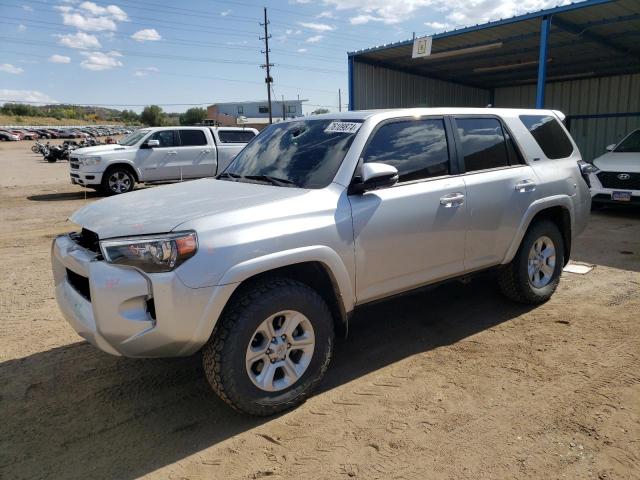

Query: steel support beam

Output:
[536, 15, 552, 109]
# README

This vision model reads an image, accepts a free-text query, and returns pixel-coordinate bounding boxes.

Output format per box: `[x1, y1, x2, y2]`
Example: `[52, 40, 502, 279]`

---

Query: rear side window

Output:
[615, 130, 640, 152]
[218, 130, 257, 143]
[179, 129, 207, 146]
[362, 118, 450, 182]
[456, 118, 510, 172]
[148, 130, 177, 147]
[519, 115, 573, 159]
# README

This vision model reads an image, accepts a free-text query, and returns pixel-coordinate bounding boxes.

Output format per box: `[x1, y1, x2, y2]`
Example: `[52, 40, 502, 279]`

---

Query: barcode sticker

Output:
[324, 121, 362, 134]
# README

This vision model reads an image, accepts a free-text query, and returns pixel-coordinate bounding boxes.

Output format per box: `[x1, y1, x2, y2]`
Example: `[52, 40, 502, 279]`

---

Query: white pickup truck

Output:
[69, 126, 259, 194]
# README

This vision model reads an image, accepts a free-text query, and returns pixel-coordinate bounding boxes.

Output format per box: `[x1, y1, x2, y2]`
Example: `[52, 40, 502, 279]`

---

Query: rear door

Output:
[349, 116, 468, 303]
[214, 129, 257, 173]
[452, 116, 538, 271]
[176, 129, 216, 178]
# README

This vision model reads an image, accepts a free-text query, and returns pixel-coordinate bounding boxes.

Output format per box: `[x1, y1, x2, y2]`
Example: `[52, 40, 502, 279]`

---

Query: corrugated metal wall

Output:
[353, 61, 490, 110]
[495, 74, 640, 160]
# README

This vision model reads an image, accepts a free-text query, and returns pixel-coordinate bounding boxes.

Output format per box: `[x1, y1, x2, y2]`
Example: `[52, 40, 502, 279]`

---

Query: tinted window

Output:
[218, 130, 257, 143]
[520, 115, 573, 159]
[615, 130, 640, 153]
[362, 119, 450, 182]
[224, 119, 360, 189]
[179, 129, 207, 146]
[456, 118, 510, 172]
[149, 130, 176, 147]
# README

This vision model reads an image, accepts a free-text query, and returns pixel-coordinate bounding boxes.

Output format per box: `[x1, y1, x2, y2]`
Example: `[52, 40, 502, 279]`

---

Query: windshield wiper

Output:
[216, 172, 242, 181]
[244, 175, 297, 187]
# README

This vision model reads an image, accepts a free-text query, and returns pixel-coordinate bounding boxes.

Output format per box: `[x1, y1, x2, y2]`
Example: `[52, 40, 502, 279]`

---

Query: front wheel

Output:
[498, 220, 565, 304]
[101, 168, 135, 195]
[202, 277, 334, 416]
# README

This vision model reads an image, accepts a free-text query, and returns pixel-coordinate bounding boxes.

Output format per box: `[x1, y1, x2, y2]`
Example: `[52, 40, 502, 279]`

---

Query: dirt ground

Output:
[1, 140, 638, 480]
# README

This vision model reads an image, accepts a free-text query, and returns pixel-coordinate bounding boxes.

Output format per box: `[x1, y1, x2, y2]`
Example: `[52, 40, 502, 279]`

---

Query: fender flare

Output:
[502, 195, 574, 264]
[218, 245, 355, 314]
[102, 160, 141, 181]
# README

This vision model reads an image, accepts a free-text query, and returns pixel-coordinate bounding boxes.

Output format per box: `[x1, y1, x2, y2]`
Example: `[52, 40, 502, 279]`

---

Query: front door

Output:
[139, 130, 180, 181]
[452, 116, 539, 271]
[349, 117, 468, 304]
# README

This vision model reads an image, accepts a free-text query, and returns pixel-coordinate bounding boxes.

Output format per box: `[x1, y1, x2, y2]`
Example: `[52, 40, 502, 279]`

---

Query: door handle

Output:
[440, 192, 465, 208]
[201, 149, 211, 153]
[515, 180, 536, 192]
[167, 150, 177, 155]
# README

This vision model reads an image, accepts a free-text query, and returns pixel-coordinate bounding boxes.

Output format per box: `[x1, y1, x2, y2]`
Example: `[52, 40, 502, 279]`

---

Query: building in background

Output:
[206, 99, 306, 129]
[348, 0, 640, 161]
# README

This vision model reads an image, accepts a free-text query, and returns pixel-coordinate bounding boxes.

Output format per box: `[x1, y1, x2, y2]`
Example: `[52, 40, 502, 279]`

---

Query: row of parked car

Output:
[0, 126, 134, 141]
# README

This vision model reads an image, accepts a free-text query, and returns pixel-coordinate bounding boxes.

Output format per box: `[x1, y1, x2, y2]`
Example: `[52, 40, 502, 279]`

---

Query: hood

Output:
[72, 144, 133, 156]
[69, 179, 310, 239]
[593, 152, 640, 172]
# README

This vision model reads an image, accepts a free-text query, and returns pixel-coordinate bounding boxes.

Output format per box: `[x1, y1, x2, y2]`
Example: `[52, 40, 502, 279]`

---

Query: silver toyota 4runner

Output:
[52, 108, 591, 415]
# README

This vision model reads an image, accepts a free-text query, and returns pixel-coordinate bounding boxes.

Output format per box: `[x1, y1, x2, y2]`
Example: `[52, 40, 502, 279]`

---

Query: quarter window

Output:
[179, 129, 207, 146]
[519, 115, 573, 159]
[218, 130, 257, 143]
[456, 118, 510, 172]
[148, 130, 176, 147]
[362, 119, 450, 183]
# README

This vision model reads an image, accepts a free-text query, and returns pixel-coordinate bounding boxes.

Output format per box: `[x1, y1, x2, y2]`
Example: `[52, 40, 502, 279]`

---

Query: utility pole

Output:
[260, 7, 273, 124]
[338, 89, 342, 112]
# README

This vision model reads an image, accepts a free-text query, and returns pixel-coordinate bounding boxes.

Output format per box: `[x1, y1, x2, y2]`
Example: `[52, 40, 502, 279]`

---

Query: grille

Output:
[70, 228, 100, 253]
[70, 163, 79, 170]
[66, 268, 91, 301]
[597, 171, 640, 190]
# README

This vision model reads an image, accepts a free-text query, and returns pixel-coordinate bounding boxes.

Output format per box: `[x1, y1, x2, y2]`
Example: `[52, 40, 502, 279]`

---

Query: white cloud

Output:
[22, 5, 33, 11]
[56, 2, 128, 32]
[49, 54, 72, 64]
[18, 24, 27, 32]
[317, 11, 335, 19]
[131, 28, 162, 42]
[306, 35, 324, 43]
[133, 66, 159, 77]
[0, 64, 24, 74]
[297, 48, 307, 53]
[0, 89, 57, 104]
[80, 51, 123, 71]
[220, 9, 231, 16]
[56, 32, 102, 49]
[424, 21, 451, 30]
[298, 22, 335, 32]
[324, 0, 572, 26]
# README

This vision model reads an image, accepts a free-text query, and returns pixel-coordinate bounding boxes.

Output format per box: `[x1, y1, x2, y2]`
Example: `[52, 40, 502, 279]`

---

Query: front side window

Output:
[179, 129, 207, 146]
[148, 130, 176, 147]
[519, 115, 573, 159]
[456, 118, 510, 172]
[223, 119, 361, 188]
[362, 119, 450, 182]
[218, 130, 257, 143]
[615, 130, 640, 153]
[119, 130, 149, 146]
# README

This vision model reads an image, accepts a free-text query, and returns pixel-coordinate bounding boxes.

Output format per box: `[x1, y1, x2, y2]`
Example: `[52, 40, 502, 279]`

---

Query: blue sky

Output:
[0, 0, 568, 113]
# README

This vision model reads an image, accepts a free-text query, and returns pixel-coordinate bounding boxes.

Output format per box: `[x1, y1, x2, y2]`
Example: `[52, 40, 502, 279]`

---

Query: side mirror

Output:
[605, 143, 616, 152]
[144, 139, 160, 148]
[350, 162, 399, 194]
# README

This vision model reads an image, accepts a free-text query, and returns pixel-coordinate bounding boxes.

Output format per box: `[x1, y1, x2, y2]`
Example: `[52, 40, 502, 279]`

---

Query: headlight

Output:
[82, 156, 102, 165]
[100, 231, 198, 273]
[578, 160, 599, 174]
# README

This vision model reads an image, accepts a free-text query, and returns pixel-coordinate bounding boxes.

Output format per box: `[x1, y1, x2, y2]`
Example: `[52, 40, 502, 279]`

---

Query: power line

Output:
[0, 98, 341, 109]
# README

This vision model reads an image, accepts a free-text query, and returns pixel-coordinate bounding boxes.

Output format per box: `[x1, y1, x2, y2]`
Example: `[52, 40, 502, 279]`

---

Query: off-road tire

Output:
[100, 167, 135, 195]
[498, 220, 565, 304]
[202, 277, 334, 416]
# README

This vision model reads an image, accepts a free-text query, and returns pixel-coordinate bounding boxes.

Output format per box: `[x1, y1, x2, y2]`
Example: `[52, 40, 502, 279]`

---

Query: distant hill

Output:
[0, 103, 139, 124]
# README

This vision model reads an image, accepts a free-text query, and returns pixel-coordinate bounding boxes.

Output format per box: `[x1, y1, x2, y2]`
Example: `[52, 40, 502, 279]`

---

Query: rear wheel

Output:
[202, 277, 334, 416]
[101, 167, 135, 195]
[498, 220, 564, 304]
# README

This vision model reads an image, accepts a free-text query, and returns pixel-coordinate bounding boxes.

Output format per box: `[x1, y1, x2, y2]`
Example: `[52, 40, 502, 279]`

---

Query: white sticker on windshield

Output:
[324, 121, 362, 134]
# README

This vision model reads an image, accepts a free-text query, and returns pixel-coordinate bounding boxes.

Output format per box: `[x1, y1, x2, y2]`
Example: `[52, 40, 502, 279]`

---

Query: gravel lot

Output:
[1, 140, 638, 479]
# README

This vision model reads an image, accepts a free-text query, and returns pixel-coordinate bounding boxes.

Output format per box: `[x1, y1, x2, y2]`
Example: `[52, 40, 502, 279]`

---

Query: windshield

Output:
[614, 130, 640, 153]
[119, 130, 149, 146]
[221, 119, 362, 188]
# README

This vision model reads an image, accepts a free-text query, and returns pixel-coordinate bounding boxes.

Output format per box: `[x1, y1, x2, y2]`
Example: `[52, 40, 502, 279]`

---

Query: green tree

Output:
[140, 105, 165, 126]
[179, 107, 207, 125]
[311, 108, 329, 115]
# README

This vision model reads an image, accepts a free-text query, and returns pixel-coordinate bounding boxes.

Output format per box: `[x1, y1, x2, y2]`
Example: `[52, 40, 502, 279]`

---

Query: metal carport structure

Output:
[347, 0, 640, 160]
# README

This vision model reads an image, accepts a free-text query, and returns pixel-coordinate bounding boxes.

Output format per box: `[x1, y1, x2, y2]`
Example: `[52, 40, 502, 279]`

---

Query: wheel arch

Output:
[102, 161, 140, 182]
[504, 196, 573, 266]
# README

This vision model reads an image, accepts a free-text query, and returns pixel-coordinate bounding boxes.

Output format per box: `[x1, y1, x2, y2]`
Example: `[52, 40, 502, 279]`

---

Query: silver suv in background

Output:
[52, 108, 590, 415]
[69, 126, 258, 195]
